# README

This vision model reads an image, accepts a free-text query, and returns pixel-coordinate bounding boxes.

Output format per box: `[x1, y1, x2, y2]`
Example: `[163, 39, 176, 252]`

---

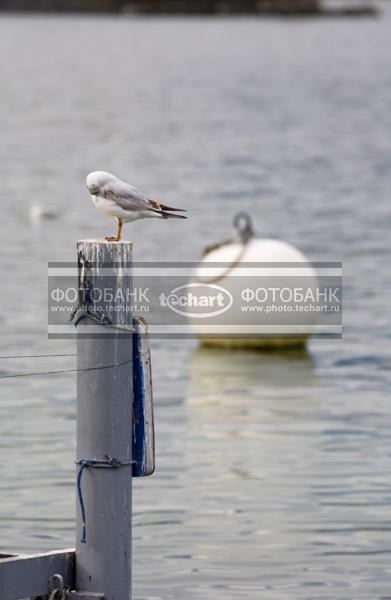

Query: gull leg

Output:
[116, 220, 123, 241]
[105, 220, 123, 242]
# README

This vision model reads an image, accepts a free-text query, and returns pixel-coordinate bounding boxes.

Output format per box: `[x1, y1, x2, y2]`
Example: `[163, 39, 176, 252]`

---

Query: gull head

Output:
[86, 171, 117, 195]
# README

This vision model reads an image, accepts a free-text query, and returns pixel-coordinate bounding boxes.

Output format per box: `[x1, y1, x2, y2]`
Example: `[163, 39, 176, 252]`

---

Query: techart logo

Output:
[159, 283, 233, 319]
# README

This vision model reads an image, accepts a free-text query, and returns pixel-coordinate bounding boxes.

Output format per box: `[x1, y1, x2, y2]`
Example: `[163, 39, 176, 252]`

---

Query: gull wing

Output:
[102, 179, 151, 212]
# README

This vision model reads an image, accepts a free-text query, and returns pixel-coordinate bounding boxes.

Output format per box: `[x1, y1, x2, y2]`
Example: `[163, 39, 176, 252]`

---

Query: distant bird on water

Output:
[86, 171, 186, 241]
[29, 204, 59, 224]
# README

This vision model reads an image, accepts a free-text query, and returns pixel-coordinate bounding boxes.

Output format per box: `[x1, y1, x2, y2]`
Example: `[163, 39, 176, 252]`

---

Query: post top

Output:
[77, 239, 133, 327]
[77, 239, 133, 245]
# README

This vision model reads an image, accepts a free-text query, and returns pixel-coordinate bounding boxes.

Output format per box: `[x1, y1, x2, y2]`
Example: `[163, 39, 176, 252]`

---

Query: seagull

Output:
[86, 171, 186, 241]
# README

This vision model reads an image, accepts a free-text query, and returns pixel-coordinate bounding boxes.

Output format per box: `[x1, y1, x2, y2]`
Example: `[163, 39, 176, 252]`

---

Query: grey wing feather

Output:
[102, 180, 150, 212]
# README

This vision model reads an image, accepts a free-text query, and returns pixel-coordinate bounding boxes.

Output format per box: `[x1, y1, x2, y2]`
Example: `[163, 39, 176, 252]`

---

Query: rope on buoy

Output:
[195, 212, 254, 285]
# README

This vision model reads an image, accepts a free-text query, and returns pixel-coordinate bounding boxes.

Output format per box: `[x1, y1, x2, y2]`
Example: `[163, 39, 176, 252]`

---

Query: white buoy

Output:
[190, 214, 318, 350]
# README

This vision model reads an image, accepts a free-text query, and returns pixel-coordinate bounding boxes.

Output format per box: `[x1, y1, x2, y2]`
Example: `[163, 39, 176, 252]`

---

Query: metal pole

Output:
[76, 240, 133, 600]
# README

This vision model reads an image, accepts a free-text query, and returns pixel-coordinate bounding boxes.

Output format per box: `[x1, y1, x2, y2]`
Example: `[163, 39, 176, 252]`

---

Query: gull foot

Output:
[105, 236, 120, 242]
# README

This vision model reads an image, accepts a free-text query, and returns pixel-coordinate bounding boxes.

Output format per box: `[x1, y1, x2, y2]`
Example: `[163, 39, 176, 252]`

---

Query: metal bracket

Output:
[49, 574, 104, 600]
[50, 574, 65, 590]
[48, 574, 66, 600]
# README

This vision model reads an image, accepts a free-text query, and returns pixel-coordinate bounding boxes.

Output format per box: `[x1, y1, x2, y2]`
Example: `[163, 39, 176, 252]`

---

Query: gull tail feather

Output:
[159, 204, 186, 212]
[148, 199, 186, 212]
[161, 211, 187, 220]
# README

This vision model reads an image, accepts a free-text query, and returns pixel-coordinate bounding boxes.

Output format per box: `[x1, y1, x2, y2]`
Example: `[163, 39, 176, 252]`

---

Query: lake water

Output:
[1, 7, 391, 599]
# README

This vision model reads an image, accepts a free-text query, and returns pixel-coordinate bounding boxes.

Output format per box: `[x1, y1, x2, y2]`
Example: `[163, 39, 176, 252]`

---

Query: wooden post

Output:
[76, 240, 133, 600]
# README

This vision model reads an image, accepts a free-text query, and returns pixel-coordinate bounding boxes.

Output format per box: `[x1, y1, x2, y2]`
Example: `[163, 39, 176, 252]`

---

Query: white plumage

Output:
[86, 171, 186, 241]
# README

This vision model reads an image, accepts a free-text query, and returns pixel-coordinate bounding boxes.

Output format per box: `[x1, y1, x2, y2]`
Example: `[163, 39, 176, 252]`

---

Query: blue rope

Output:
[76, 456, 133, 544]
[76, 459, 94, 544]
